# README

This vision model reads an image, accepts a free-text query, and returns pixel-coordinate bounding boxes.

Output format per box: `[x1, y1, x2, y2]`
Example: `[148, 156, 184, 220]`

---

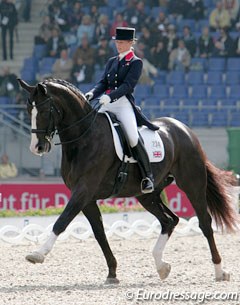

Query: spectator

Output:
[223, 0, 239, 26]
[67, 1, 84, 33]
[165, 24, 179, 53]
[0, 66, 19, 98]
[213, 27, 235, 57]
[110, 13, 128, 38]
[0, 154, 18, 179]
[151, 40, 169, 70]
[95, 36, 114, 69]
[93, 14, 111, 43]
[209, 1, 231, 31]
[185, 0, 204, 20]
[52, 49, 73, 80]
[138, 55, 158, 86]
[168, 39, 191, 71]
[46, 26, 67, 58]
[0, 0, 18, 60]
[49, 2, 69, 32]
[16, 89, 28, 105]
[155, 11, 169, 30]
[89, 3, 100, 24]
[168, 0, 189, 21]
[198, 26, 215, 58]
[234, 22, 240, 56]
[76, 14, 95, 45]
[21, 0, 32, 22]
[81, 0, 107, 7]
[135, 41, 152, 64]
[138, 26, 156, 50]
[71, 57, 93, 86]
[72, 36, 96, 66]
[182, 26, 197, 57]
[122, 1, 147, 31]
[34, 15, 53, 45]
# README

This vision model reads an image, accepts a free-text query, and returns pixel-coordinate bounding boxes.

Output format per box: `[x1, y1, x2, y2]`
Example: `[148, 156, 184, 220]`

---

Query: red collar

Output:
[125, 51, 134, 61]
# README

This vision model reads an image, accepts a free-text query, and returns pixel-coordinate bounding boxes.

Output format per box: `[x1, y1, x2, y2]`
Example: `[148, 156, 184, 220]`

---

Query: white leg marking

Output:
[37, 232, 58, 256]
[214, 263, 230, 281]
[26, 232, 57, 264]
[26, 232, 58, 264]
[152, 233, 171, 280]
[152, 233, 168, 270]
[30, 106, 39, 154]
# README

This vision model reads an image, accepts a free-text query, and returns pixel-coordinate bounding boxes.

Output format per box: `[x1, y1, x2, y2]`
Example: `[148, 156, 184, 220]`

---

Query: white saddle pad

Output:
[104, 112, 165, 163]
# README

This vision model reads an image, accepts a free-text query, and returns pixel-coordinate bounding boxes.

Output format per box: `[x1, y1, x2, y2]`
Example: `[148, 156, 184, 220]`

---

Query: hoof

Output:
[26, 252, 45, 264]
[104, 277, 120, 285]
[216, 271, 230, 282]
[157, 262, 171, 280]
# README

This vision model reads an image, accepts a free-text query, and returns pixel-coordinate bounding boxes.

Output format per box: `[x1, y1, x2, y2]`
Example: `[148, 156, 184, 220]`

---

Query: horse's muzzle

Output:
[34, 141, 51, 155]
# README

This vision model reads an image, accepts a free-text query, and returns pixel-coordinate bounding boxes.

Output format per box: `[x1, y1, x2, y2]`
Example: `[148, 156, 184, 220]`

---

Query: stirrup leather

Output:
[141, 177, 154, 194]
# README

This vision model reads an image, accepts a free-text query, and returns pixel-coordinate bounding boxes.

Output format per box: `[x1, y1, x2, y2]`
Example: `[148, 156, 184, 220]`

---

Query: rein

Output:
[55, 102, 101, 145]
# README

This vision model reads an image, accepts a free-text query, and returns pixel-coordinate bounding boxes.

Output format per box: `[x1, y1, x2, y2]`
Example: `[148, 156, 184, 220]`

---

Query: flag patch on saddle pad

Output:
[104, 112, 165, 163]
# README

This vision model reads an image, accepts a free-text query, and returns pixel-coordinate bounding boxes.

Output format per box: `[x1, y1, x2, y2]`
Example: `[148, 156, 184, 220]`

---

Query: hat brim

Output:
[112, 36, 138, 41]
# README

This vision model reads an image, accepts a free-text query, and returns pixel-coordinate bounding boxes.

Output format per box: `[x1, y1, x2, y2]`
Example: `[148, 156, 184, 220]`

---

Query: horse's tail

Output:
[206, 159, 239, 232]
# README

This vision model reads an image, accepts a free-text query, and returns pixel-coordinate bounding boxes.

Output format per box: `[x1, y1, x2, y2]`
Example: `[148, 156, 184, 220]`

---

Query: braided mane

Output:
[42, 78, 86, 102]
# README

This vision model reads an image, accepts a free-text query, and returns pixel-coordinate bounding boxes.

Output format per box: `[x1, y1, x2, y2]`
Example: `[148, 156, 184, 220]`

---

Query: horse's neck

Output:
[57, 94, 91, 127]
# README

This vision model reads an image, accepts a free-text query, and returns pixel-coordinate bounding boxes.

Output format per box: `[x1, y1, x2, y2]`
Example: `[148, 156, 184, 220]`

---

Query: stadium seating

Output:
[209, 85, 226, 99]
[33, 44, 47, 60]
[152, 85, 169, 99]
[207, 71, 223, 85]
[171, 85, 188, 98]
[190, 85, 208, 99]
[13, 2, 240, 128]
[208, 58, 226, 71]
[38, 57, 57, 78]
[225, 71, 240, 85]
[168, 71, 185, 85]
[187, 71, 204, 85]
[226, 58, 240, 71]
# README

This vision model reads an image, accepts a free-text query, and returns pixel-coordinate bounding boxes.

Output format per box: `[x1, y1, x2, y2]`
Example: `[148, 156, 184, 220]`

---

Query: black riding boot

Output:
[132, 139, 154, 194]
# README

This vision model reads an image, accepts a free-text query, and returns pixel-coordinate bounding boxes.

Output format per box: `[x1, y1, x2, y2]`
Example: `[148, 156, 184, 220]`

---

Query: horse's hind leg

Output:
[82, 201, 119, 284]
[174, 166, 230, 281]
[138, 191, 179, 280]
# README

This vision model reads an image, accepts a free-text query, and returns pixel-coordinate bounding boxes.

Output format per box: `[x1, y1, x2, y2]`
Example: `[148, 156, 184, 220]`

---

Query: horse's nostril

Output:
[37, 145, 44, 152]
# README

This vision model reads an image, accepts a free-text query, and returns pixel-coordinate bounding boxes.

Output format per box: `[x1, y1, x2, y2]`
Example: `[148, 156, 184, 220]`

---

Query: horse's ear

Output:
[37, 83, 48, 95]
[17, 78, 35, 93]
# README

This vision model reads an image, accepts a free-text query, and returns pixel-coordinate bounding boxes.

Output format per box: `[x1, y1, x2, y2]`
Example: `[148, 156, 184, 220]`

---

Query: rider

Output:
[85, 27, 157, 194]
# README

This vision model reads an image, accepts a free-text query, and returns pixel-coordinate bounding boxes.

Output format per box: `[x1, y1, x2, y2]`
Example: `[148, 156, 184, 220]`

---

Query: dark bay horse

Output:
[18, 78, 238, 284]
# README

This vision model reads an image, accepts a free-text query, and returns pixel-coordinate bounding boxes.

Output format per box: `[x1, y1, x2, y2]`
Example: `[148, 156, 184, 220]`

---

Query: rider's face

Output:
[115, 40, 133, 54]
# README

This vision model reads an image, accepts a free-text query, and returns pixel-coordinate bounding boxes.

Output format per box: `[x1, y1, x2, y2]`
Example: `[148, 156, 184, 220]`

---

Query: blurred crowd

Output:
[33, 0, 240, 84]
[1, 0, 240, 97]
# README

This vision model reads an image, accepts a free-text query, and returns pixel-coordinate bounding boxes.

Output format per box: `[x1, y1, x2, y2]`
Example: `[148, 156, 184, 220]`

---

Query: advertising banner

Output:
[0, 182, 195, 217]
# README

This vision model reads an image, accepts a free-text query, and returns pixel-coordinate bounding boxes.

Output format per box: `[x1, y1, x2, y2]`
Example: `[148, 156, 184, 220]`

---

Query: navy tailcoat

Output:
[91, 51, 159, 131]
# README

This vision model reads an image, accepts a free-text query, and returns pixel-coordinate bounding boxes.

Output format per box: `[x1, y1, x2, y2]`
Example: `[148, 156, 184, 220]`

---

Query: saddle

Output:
[104, 111, 165, 196]
[104, 111, 165, 164]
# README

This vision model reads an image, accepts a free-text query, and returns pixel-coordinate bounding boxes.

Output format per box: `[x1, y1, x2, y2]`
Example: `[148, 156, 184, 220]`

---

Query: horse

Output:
[18, 78, 238, 284]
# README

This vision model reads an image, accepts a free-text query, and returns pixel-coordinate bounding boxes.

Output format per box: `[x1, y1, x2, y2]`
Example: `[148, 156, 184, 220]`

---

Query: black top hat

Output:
[112, 27, 137, 41]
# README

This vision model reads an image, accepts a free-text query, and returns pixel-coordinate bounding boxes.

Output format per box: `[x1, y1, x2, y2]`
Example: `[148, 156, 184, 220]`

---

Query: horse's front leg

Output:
[82, 201, 119, 284]
[26, 186, 89, 264]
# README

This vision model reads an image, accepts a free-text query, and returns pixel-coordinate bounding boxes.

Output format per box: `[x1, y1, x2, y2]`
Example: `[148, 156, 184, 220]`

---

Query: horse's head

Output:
[18, 79, 61, 156]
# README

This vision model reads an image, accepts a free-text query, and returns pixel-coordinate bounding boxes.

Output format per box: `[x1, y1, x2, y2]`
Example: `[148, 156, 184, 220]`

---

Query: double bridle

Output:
[28, 96, 101, 145]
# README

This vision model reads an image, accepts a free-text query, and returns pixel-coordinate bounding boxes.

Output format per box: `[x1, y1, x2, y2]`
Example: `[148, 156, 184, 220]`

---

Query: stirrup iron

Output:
[141, 177, 154, 194]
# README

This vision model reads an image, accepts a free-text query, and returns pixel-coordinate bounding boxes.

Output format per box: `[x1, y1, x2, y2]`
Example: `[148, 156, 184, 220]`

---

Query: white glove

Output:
[99, 94, 111, 105]
[85, 91, 93, 101]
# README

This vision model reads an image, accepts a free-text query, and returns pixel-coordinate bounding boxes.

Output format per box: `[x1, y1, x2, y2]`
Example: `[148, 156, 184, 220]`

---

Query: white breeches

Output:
[99, 95, 139, 147]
